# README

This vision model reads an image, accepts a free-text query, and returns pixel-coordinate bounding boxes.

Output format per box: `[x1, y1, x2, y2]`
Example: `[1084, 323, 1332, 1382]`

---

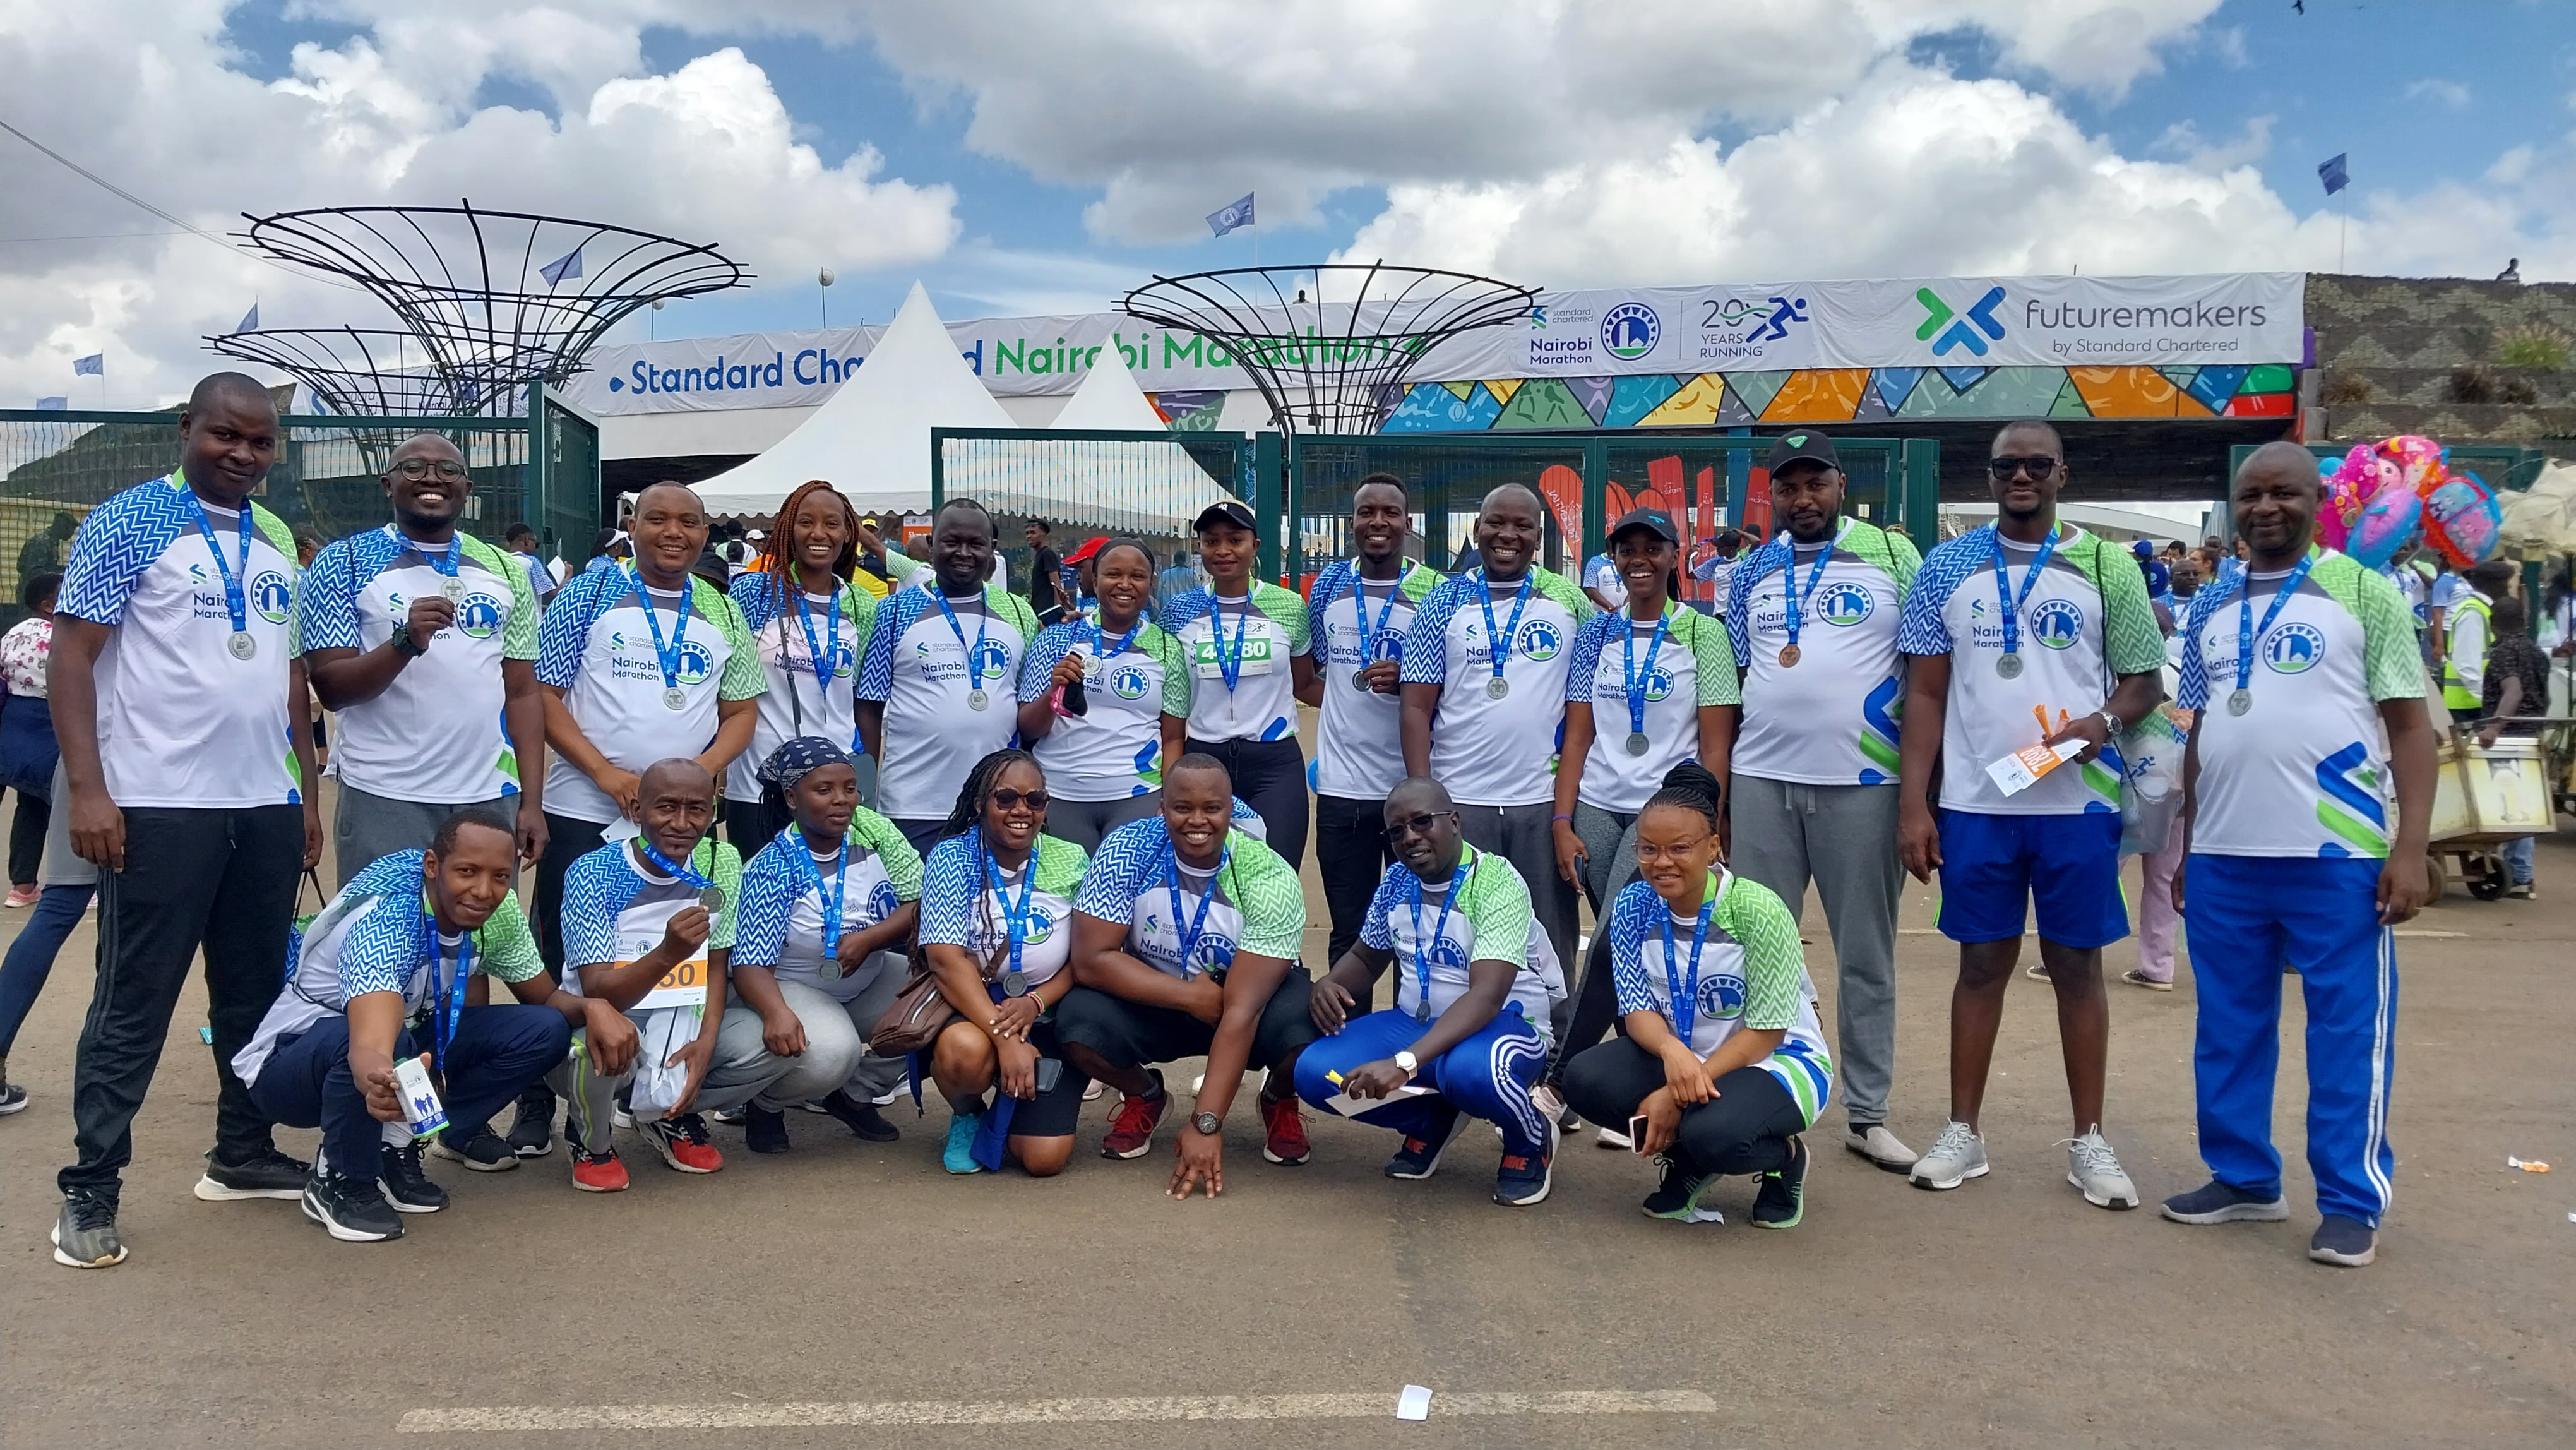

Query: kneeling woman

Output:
[916, 750, 1092, 1176]
[727, 737, 924, 1153]
[1561, 763, 1832, 1228]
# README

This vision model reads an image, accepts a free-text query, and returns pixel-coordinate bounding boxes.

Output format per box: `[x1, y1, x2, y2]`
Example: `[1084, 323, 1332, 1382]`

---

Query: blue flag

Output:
[1206, 193, 1255, 238]
[35, 397, 66, 410]
[539, 246, 583, 285]
[2317, 153, 2348, 196]
[73, 354, 102, 376]
[237, 302, 259, 333]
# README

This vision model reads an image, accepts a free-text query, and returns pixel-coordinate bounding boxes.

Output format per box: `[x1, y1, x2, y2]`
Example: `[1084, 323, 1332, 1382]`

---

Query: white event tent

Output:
[939, 342, 1232, 537]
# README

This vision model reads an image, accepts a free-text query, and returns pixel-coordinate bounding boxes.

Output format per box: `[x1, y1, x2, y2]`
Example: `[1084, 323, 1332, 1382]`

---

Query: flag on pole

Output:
[237, 302, 259, 332]
[35, 397, 66, 410]
[2317, 153, 2349, 196]
[1206, 193, 1256, 238]
[73, 354, 102, 376]
[539, 246, 584, 285]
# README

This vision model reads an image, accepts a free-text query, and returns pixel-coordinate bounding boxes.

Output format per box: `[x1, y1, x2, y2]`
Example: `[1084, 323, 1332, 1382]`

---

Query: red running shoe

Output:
[646, 1114, 724, 1173]
[1260, 1094, 1310, 1166]
[1101, 1070, 1167, 1158]
[570, 1144, 629, 1193]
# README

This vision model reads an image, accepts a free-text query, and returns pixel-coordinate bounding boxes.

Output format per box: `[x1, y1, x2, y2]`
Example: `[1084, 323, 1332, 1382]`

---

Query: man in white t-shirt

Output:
[48, 374, 325, 1270]
[301, 433, 547, 881]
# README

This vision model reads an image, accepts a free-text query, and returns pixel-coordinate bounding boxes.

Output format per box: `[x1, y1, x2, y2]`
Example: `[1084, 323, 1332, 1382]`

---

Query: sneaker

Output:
[1594, 1123, 1634, 1151]
[378, 1141, 450, 1213]
[2161, 1179, 2290, 1225]
[708, 1106, 745, 1125]
[570, 1144, 629, 1193]
[794, 1099, 833, 1115]
[2063, 1126, 2140, 1209]
[0, 1081, 26, 1115]
[744, 1103, 790, 1154]
[193, 1146, 312, 1201]
[818, 1088, 899, 1142]
[611, 1086, 634, 1130]
[1101, 1070, 1168, 1159]
[1259, 1094, 1311, 1166]
[2121, 969, 2175, 992]
[51, 1190, 126, 1268]
[1751, 1135, 1808, 1229]
[427, 1128, 518, 1173]
[301, 1168, 402, 1242]
[4, 884, 37, 908]
[1081, 1078, 1104, 1102]
[873, 1076, 909, 1107]
[1640, 1153, 1723, 1223]
[1492, 1121, 1558, 1207]
[1384, 1102, 1469, 1180]
[2024, 961, 2051, 981]
[644, 1113, 723, 1173]
[1908, 1120, 1989, 1190]
[1530, 1081, 1582, 1135]
[1844, 1122, 1917, 1172]
[2309, 1213, 2378, 1267]
[2506, 880, 2536, 901]
[504, 1084, 556, 1157]
[944, 1108, 987, 1174]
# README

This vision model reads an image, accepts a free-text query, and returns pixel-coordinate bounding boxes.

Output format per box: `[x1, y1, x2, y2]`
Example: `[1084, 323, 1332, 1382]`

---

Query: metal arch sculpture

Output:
[205, 327, 499, 417]
[1119, 262, 1536, 434]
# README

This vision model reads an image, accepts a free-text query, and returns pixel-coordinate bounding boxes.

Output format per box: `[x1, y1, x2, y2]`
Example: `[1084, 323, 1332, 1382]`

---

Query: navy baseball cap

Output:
[1609, 507, 1680, 544]
[1193, 500, 1258, 535]
[1766, 431, 1840, 472]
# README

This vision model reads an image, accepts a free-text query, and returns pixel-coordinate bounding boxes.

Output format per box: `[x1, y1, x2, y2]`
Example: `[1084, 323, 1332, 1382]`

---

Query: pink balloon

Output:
[2421, 469, 2503, 570]
[2344, 474, 2422, 570]
[2320, 445, 2375, 551]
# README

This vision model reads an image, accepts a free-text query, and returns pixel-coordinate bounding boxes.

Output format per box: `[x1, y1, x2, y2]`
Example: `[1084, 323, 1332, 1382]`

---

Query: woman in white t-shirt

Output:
[1160, 501, 1318, 867]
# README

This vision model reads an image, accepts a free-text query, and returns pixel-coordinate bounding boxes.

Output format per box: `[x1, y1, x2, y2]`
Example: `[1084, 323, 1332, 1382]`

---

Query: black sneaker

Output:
[1642, 1153, 1722, 1223]
[0, 1081, 27, 1115]
[2309, 1213, 2378, 1267]
[428, 1127, 519, 1173]
[51, 1189, 126, 1269]
[1383, 1101, 1468, 1181]
[504, 1084, 556, 1158]
[302, 1168, 403, 1242]
[2161, 1178, 2289, 1225]
[818, 1088, 899, 1142]
[193, 1146, 312, 1202]
[377, 1140, 449, 1213]
[1751, 1135, 1808, 1229]
[744, 1103, 791, 1154]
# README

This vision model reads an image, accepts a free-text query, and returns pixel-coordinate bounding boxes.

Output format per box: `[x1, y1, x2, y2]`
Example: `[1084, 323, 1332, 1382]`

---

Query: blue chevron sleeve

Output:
[1565, 613, 1611, 704]
[536, 568, 617, 688]
[2174, 587, 2226, 712]
[727, 571, 777, 635]
[915, 836, 980, 946]
[57, 481, 190, 628]
[295, 537, 364, 652]
[1020, 622, 1075, 704]
[1400, 581, 1462, 683]
[1357, 865, 1405, 952]
[1073, 815, 1166, 921]
[1897, 535, 1982, 657]
[333, 896, 425, 1002]
[727, 840, 794, 969]
[857, 590, 923, 703]
[558, 846, 636, 970]
[1607, 881, 1662, 1019]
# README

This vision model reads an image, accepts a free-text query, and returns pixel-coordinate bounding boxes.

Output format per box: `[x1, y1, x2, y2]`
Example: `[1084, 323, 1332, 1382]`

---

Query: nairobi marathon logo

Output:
[1600, 302, 1661, 362]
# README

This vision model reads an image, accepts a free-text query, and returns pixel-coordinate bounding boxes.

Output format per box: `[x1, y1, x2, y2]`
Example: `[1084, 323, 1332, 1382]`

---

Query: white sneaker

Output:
[1844, 1123, 1918, 1171]
[1594, 1123, 1633, 1151]
[1908, 1120, 1988, 1190]
[2063, 1127, 2140, 1209]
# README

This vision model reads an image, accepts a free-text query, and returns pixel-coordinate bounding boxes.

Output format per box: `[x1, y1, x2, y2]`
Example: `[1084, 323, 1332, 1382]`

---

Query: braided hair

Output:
[753, 479, 861, 626]
[1640, 760, 1725, 833]
[934, 747, 1040, 847]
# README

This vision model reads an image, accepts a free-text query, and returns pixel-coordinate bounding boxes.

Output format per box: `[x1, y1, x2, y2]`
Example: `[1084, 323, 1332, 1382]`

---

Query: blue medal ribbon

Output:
[1162, 841, 1232, 979]
[178, 488, 254, 640]
[1619, 604, 1675, 738]
[635, 837, 713, 890]
[982, 839, 1036, 988]
[628, 566, 696, 696]
[418, 913, 472, 1078]
[1476, 570, 1535, 688]
[408, 527, 462, 589]
[1779, 524, 1842, 654]
[786, 827, 848, 962]
[1209, 594, 1256, 693]
[789, 583, 843, 697]
[1090, 613, 1145, 672]
[1987, 524, 2062, 661]
[1405, 851, 1474, 1022]
[932, 589, 993, 695]
[2233, 551, 2318, 699]
[1658, 870, 1719, 1045]
[1337, 561, 1412, 666]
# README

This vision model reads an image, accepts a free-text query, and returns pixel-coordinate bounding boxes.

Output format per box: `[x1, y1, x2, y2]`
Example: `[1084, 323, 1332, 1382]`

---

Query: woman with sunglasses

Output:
[1561, 762, 1832, 1230]
[915, 749, 1091, 1176]
[724, 481, 876, 847]
[1160, 501, 1317, 868]
[1017, 540, 1188, 851]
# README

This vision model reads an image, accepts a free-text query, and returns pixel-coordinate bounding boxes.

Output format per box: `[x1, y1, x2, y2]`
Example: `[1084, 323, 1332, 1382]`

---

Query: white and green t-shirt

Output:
[1357, 845, 1559, 1043]
[858, 584, 1039, 822]
[535, 566, 764, 825]
[1606, 870, 1832, 1127]
[1400, 566, 1595, 808]
[2176, 547, 2423, 858]
[1564, 602, 1739, 813]
[729, 809, 923, 1002]
[721, 573, 878, 805]
[917, 831, 1090, 990]
[1897, 525, 2165, 815]
[1728, 519, 1919, 786]
[558, 836, 746, 1006]
[1017, 618, 1190, 802]
[299, 525, 540, 804]
[1308, 558, 1443, 800]
[1072, 817, 1306, 978]
[1160, 580, 1312, 745]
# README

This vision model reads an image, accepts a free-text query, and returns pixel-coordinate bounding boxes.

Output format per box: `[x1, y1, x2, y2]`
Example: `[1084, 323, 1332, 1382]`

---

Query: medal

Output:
[1474, 569, 1533, 705]
[662, 686, 688, 710]
[1625, 731, 1650, 757]
[1166, 843, 1232, 980]
[1083, 654, 1106, 686]
[1352, 668, 1373, 692]
[968, 688, 990, 711]
[933, 588, 995, 708]
[1337, 563, 1412, 698]
[2231, 552, 2318, 726]
[2227, 688, 2252, 716]
[1486, 676, 1510, 700]
[439, 577, 467, 602]
[1775, 526, 1840, 676]
[1988, 525, 2062, 683]
[631, 566, 699, 714]
[1002, 968, 1029, 998]
[1777, 643, 1800, 668]
[1996, 652, 2023, 680]
[697, 885, 725, 911]
[179, 484, 260, 667]
[227, 630, 257, 661]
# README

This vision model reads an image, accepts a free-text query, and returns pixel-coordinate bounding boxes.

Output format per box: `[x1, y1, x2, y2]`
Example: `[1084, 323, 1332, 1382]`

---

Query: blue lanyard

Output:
[1476, 570, 1534, 683]
[1338, 563, 1411, 659]
[1988, 525, 2062, 659]
[1210, 595, 1256, 692]
[790, 584, 842, 695]
[635, 837, 712, 890]
[1780, 525, 1842, 649]
[1091, 613, 1145, 669]
[1406, 852, 1474, 1017]
[1162, 842, 1232, 979]
[628, 567, 695, 692]
[982, 842, 1036, 981]
[787, 827, 847, 954]
[412, 529, 462, 585]
[178, 488, 253, 635]
[1658, 872, 1719, 1044]
[1619, 605, 1675, 736]
[2234, 553, 2318, 694]
[418, 914, 472, 1078]
[932, 589, 991, 692]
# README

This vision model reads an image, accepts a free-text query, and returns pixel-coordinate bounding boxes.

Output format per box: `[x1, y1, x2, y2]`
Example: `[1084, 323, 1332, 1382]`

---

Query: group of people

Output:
[16, 371, 2444, 1276]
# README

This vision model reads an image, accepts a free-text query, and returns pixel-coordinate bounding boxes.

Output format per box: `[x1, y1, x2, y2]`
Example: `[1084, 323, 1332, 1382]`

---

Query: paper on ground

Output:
[1397, 1386, 1432, 1420]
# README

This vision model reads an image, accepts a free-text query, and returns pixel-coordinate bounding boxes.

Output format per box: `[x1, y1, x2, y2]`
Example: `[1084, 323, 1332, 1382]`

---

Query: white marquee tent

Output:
[938, 343, 1232, 537]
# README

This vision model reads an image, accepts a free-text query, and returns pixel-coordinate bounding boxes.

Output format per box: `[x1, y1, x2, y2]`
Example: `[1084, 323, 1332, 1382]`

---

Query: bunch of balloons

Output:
[2323, 434, 2503, 570]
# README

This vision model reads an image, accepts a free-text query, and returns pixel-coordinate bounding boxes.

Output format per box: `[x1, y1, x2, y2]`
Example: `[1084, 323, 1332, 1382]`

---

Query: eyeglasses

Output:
[1631, 836, 1715, 864]
[1385, 810, 1456, 836]
[989, 788, 1051, 812]
[1988, 455, 2061, 481]
[391, 458, 470, 481]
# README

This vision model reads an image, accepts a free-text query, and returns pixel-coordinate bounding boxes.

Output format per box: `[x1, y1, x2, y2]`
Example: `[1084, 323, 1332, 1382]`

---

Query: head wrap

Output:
[760, 736, 852, 798]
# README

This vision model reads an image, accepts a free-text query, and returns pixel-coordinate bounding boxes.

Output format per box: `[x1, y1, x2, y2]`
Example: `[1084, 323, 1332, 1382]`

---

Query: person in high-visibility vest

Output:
[2440, 560, 2517, 714]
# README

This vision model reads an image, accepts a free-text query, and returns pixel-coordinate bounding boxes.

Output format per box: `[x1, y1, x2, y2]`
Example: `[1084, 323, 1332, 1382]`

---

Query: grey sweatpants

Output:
[1042, 793, 1161, 854]
[751, 957, 911, 1106]
[335, 782, 516, 885]
[1458, 801, 1578, 982]
[1725, 774, 1903, 1127]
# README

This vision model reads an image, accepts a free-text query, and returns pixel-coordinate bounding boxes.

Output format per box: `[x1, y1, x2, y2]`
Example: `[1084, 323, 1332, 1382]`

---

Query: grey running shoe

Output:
[193, 1146, 311, 1201]
[504, 1084, 556, 1157]
[51, 1190, 126, 1269]
[1909, 1120, 1989, 1190]
[2161, 1179, 2289, 1225]
[2063, 1127, 2140, 1209]
[1844, 1123, 1917, 1171]
[2309, 1214, 2378, 1266]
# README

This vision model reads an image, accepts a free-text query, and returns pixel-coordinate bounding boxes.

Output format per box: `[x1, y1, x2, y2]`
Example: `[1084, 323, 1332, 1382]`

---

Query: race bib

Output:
[1193, 633, 1275, 678]
[617, 922, 711, 1009]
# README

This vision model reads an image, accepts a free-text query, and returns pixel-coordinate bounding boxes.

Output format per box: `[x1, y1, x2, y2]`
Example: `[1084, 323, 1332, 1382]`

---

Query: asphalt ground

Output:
[6, 782, 2575, 1449]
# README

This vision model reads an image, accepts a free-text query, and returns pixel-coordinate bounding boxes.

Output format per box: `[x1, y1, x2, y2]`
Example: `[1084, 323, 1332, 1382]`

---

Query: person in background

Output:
[0, 570, 61, 908]
[1155, 548, 1201, 620]
[2168, 556, 2202, 604]
[1056, 536, 1106, 625]
[2479, 594, 2550, 900]
[0, 757, 97, 1115]
[16, 510, 75, 597]
[294, 529, 330, 770]
[2539, 563, 2575, 654]
[2439, 560, 2515, 718]
[1690, 529, 1748, 619]
[724, 480, 875, 849]
[1580, 544, 1621, 613]
[1018, 540, 1186, 852]
[504, 522, 556, 613]
[585, 528, 628, 575]
[1161, 500, 1317, 868]
[1025, 518, 1065, 627]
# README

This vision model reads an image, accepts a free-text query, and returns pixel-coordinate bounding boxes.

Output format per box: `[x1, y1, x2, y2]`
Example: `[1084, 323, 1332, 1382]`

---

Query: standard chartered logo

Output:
[1914, 285, 2007, 357]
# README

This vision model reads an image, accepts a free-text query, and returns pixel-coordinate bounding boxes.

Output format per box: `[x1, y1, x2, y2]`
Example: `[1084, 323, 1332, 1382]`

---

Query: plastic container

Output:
[2428, 736, 2553, 842]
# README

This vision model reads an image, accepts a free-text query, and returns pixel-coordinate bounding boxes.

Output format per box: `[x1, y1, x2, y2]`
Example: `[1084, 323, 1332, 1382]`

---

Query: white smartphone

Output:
[1627, 1114, 1649, 1154]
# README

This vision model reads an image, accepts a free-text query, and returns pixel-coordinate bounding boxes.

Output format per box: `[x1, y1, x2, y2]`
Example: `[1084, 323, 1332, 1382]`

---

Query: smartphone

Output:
[1627, 1114, 1650, 1154]
[1035, 1058, 1064, 1095]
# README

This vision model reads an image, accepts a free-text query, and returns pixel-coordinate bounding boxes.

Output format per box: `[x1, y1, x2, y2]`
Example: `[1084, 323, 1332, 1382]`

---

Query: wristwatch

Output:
[2099, 710, 2126, 738]
[1190, 1110, 1222, 1135]
[390, 623, 429, 658]
[1392, 1050, 1419, 1077]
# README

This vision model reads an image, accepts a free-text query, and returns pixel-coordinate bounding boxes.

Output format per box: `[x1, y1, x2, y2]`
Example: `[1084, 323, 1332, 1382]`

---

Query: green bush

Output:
[2493, 323, 2570, 373]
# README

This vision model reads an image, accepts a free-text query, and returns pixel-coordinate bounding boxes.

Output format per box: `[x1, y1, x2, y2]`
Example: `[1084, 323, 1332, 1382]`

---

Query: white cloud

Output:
[2405, 77, 2471, 107]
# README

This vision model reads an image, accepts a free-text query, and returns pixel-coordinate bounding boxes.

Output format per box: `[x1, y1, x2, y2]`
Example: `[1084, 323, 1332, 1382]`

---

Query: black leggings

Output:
[1186, 735, 1309, 870]
[1542, 926, 1623, 1090]
[8, 790, 47, 887]
[1561, 1038, 1806, 1177]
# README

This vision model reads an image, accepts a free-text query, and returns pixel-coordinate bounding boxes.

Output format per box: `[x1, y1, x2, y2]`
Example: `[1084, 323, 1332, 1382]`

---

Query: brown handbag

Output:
[868, 944, 958, 1057]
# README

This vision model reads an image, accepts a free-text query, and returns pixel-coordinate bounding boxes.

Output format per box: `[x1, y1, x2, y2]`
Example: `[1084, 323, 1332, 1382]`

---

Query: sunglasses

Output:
[1989, 455, 2061, 481]
[391, 458, 470, 481]
[989, 788, 1051, 813]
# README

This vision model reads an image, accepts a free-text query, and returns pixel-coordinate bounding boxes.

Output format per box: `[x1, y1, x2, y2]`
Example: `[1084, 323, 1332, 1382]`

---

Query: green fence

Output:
[929, 427, 1267, 580]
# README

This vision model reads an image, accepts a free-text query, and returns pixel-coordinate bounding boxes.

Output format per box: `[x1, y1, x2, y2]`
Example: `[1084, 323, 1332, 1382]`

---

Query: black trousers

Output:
[534, 812, 612, 975]
[1542, 927, 1624, 1089]
[61, 805, 302, 1195]
[8, 790, 47, 886]
[724, 795, 790, 856]
[1313, 793, 1392, 1009]
[1186, 735, 1309, 872]
[1561, 1038, 1806, 1177]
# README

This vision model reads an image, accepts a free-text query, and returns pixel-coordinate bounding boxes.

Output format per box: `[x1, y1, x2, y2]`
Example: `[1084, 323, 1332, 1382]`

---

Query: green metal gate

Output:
[929, 427, 1267, 580]
[528, 383, 604, 560]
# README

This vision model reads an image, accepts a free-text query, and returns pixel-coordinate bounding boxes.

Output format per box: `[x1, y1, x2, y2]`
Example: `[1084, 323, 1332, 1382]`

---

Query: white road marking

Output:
[398, 1389, 1717, 1434]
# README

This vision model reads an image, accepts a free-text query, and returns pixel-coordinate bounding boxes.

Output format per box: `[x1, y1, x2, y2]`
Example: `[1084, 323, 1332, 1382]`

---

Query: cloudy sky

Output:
[4, 0, 2570, 408]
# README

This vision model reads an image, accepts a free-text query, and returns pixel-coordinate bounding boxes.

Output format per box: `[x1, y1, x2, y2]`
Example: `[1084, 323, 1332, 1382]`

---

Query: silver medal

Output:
[1001, 969, 1029, 998]
[1084, 656, 1106, 686]
[2227, 688, 2252, 717]
[226, 630, 257, 661]
[662, 686, 688, 711]
[1625, 731, 1650, 757]
[696, 885, 725, 911]
[1485, 676, 1510, 700]
[439, 577, 467, 602]
[1996, 652, 2024, 680]
[1352, 668, 1373, 692]
[967, 688, 991, 711]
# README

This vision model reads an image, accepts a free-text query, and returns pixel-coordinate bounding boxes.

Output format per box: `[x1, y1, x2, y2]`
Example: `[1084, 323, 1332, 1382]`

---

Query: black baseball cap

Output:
[1193, 499, 1259, 535]
[1766, 430, 1840, 472]
[1608, 506, 1680, 544]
